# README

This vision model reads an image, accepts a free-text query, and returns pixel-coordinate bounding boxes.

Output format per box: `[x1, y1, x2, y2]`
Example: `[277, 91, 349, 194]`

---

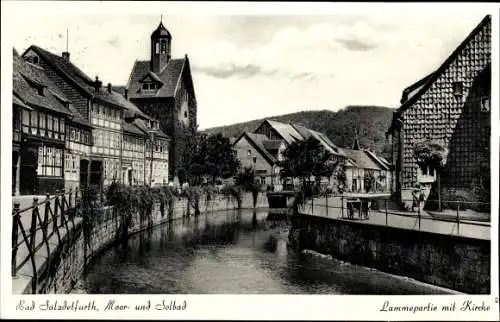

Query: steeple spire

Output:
[352, 127, 361, 150]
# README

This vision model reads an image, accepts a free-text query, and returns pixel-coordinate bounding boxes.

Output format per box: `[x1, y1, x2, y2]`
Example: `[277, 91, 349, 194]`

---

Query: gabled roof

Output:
[134, 119, 170, 140]
[291, 123, 345, 157]
[140, 71, 163, 84]
[123, 121, 147, 137]
[234, 132, 278, 166]
[126, 58, 187, 99]
[13, 94, 32, 110]
[387, 15, 491, 136]
[262, 139, 283, 151]
[109, 89, 151, 121]
[396, 15, 490, 116]
[25, 45, 126, 109]
[13, 54, 70, 116]
[338, 148, 389, 171]
[48, 88, 92, 128]
[261, 119, 304, 144]
[399, 71, 437, 104]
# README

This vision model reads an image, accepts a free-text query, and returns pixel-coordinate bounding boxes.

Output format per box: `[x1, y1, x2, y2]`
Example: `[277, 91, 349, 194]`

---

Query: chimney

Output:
[107, 83, 112, 93]
[94, 76, 102, 92]
[62, 51, 70, 61]
[124, 88, 128, 100]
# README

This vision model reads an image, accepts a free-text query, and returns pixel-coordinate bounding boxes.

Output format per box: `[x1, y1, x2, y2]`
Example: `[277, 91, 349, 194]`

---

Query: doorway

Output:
[90, 160, 103, 188]
[20, 146, 38, 195]
[80, 159, 89, 190]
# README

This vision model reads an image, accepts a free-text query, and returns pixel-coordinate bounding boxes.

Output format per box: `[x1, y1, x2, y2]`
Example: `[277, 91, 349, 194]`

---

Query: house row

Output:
[12, 47, 169, 196]
[386, 15, 491, 209]
[232, 119, 392, 193]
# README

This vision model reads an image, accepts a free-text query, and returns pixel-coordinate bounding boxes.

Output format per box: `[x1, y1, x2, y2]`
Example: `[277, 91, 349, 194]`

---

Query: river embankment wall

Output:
[288, 214, 490, 294]
[15, 192, 268, 294]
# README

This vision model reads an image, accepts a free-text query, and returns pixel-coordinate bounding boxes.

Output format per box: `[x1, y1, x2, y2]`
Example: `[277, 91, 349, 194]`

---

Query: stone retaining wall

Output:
[289, 213, 490, 294]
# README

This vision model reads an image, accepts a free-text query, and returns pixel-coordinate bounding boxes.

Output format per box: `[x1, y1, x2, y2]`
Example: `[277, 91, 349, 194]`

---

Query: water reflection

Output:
[81, 209, 454, 294]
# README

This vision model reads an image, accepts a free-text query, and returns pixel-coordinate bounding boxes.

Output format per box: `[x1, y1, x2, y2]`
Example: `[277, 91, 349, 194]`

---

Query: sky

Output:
[6, 3, 489, 130]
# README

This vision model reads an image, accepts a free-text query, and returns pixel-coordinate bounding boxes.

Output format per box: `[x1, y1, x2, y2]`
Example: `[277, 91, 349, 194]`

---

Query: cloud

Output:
[193, 63, 277, 79]
[335, 38, 376, 51]
[9, 12, 488, 129]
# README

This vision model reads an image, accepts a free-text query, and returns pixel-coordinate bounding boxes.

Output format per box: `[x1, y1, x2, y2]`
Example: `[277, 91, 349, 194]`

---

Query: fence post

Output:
[417, 203, 421, 230]
[341, 196, 344, 218]
[385, 199, 388, 226]
[30, 198, 39, 251]
[456, 202, 460, 235]
[12, 203, 20, 278]
[68, 187, 72, 210]
[325, 194, 328, 217]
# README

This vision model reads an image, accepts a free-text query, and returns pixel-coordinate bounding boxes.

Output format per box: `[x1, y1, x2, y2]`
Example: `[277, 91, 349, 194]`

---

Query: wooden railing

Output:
[11, 188, 83, 293]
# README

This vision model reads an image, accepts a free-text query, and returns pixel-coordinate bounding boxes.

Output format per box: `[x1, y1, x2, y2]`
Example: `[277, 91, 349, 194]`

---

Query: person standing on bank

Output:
[412, 184, 421, 212]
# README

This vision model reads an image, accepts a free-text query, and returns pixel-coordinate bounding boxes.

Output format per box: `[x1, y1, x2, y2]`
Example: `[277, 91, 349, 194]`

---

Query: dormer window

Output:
[481, 96, 490, 112]
[452, 81, 463, 97]
[37, 86, 45, 96]
[32, 56, 39, 64]
[142, 82, 159, 92]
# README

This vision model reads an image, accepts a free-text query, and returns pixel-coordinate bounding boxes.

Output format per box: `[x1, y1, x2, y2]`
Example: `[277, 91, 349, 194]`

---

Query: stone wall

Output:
[289, 214, 490, 294]
[24, 192, 268, 294]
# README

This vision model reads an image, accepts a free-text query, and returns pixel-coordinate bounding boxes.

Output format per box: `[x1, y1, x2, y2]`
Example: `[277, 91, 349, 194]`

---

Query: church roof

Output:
[151, 22, 172, 39]
[126, 58, 186, 99]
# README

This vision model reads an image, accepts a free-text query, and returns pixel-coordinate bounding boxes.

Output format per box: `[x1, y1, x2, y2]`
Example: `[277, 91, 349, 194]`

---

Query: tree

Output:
[183, 132, 240, 185]
[279, 137, 339, 201]
[235, 166, 260, 207]
[413, 139, 449, 212]
[364, 170, 376, 193]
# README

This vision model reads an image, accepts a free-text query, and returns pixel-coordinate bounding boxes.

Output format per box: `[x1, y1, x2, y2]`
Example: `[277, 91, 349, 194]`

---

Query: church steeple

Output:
[150, 16, 172, 73]
[352, 128, 361, 150]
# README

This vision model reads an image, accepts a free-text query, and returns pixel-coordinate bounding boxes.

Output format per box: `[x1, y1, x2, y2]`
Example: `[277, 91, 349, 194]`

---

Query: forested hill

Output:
[202, 105, 396, 160]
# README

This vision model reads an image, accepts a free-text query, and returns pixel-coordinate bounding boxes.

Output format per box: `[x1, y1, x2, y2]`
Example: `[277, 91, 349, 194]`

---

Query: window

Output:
[37, 86, 45, 96]
[142, 82, 158, 91]
[32, 56, 39, 64]
[184, 111, 188, 118]
[37, 145, 63, 177]
[452, 81, 463, 97]
[481, 97, 490, 112]
[161, 40, 167, 54]
[39, 113, 46, 136]
[155, 42, 160, 54]
[54, 117, 59, 138]
[247, 149, 252, 156]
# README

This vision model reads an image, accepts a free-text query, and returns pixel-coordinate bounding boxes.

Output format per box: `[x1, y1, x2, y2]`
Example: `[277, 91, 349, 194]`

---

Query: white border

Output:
[1, 2, 499, 321]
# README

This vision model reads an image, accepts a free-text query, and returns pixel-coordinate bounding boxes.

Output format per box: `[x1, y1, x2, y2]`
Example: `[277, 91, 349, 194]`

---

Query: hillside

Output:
[203, 105, 396, 160]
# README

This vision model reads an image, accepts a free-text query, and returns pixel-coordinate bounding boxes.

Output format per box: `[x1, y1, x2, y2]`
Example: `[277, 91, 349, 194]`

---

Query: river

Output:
[76, 209, 456, 294]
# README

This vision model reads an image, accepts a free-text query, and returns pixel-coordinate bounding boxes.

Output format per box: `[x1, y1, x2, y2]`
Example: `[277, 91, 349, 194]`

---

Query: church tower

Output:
[150, 18, 172, 73]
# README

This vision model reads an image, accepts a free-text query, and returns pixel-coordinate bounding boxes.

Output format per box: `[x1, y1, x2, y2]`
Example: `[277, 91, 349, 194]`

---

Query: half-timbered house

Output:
[13, 50, 71, 195]
[22, 46, 132, 189]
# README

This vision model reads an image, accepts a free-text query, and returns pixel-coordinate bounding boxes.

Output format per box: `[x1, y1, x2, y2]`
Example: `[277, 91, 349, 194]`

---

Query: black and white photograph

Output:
[1, 1, 499, 321]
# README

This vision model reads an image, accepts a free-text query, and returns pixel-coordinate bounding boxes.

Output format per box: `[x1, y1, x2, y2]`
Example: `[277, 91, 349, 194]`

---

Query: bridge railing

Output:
[11, 188, 83, 294]
[299, 194, 490, 238]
